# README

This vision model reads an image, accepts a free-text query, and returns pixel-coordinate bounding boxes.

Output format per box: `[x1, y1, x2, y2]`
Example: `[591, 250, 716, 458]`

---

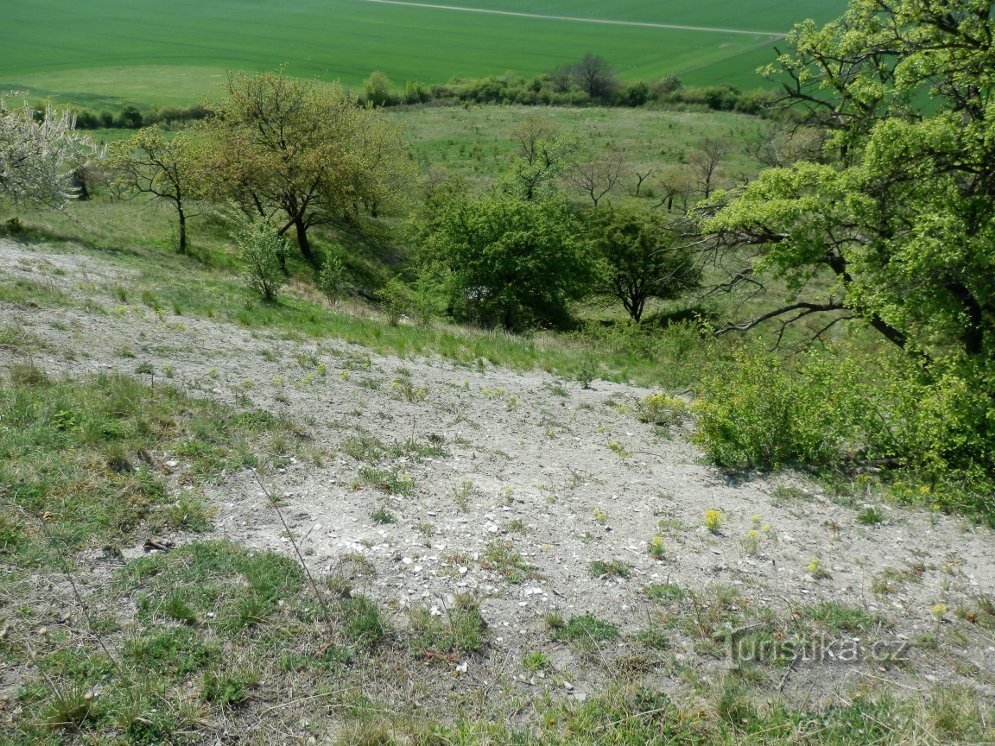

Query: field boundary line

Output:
[354, 0, 786, 37]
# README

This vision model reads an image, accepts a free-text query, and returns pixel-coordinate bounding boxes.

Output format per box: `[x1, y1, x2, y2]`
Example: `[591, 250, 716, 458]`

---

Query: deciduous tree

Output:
[592, 209, 700, 322]
[420, 192, 594, 330]
[110, 125, 201, 253]
[199, 71, 412, 264]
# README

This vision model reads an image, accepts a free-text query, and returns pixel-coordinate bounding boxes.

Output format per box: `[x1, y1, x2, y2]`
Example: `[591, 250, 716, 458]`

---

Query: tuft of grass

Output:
[479, 541, 538, 584]
[521, 651, 552, 672]
[857, 506, 885, 525]
[201, 667, 259, 706]
[354, 467, 415, 496]
[645, 583, 685, 603]
[371, 507, 397, 525]
[588, 559, 631, 579]
[410, 594, 488, 658]
[552, 614, 620, 651]
[341, 595, 390, 649]
[802, 602, 879, 633]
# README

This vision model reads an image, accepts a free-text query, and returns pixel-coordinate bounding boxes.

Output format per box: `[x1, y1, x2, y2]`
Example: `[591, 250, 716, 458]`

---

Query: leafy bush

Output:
[225, 214, 288, 301]
[420, 193, 595, 330]
[693, 346, 995, 521]
[638, 393, 688, 428]
[318, 249, 347, 302]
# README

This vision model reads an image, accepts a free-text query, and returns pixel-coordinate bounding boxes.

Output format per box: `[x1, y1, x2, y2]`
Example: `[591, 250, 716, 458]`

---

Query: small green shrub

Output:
[638, 392, 688, 428]
[377, 278, 413, 326]
[552, 614, 620, 647]
[225, 213, 288, 301]
[319, 249, 347, 301]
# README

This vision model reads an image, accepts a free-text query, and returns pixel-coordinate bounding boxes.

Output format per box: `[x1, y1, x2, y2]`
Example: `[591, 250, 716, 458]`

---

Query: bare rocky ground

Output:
[2, 238, 994, 732]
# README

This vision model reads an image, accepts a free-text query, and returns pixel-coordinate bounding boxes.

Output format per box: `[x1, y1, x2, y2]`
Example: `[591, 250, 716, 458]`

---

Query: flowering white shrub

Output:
[0, 102, 102, 207]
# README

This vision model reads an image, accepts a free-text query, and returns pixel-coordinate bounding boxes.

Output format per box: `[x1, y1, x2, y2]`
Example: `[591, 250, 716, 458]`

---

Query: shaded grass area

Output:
[0, 367, 296, 568]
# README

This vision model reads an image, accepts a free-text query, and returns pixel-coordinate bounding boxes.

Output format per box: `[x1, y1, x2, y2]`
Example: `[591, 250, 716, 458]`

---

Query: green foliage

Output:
[363, 71, 395, 107]
[318, 248, 347, 301]
[588, 560, 631, 579]
[199, 70, 412, 263]
[551, 614, 620, 651]
[694, 345, 995, 521]
[638, 392, 688, 428]
[377, 277, 413, 327]
[591, 208, 701, 322]
[109, 125, 201, 253]
[699, 0, 995, 517]
[420, 192, 595, 330]
[225, 213, 288, 301]
[410, 594, 488, 657]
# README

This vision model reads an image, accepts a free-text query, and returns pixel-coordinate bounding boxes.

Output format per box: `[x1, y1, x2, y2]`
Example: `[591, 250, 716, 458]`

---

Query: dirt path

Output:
[355, 0, 786, 37]
[2, 238, 993, 704]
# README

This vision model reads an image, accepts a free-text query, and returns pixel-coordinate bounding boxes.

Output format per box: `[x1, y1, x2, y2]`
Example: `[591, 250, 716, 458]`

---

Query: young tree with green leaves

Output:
[593, 209, 700, 322]
[110, 125, 201, 253]
[420, 190, 594, 330]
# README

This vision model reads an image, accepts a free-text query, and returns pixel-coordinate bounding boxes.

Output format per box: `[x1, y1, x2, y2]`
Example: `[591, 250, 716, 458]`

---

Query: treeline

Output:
[70, 54, 776, 130]
[71, 103, 211, 130]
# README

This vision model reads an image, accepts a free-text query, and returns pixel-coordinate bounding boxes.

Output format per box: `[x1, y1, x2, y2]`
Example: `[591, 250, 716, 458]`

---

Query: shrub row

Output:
[70, 74, 776, 130]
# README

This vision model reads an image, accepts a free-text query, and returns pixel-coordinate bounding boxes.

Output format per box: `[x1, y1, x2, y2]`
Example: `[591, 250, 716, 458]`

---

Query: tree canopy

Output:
[198, 71, 412, 264]
[420, 188, 594, 330]
[593, 209, 700, 322]
[110, 125, 202, 253]
[703, 0, 995, 362]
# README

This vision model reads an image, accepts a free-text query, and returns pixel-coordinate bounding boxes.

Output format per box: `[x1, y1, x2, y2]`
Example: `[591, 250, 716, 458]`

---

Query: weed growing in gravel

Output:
[355, 467, 415, 496]
[857, 506, 885, 525]
[479, 541, 538, 584]
[453, 480, 475, 511]
[801, 602, 879, 633]
[504, 519, 527, 535]
[872, 564, 925, 594]
[410, 595, 488, 658]
[648, 535, 666, 560]
[807, 558, 830, 580]
[390, 377, 428, 402]
[552, 614, 620, 652]
[371, 507, 397, 525]
[636, 626, 669, 651]
[645, 583, 685, 603]
[589, 560, 631, 579]
[521, 651, 552, 672]
[705, 509, 723, 534]
[607, 440, 631, 459]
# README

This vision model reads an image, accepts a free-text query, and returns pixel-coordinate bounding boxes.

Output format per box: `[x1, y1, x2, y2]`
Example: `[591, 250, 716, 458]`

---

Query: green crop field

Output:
[1, 0, 847, 110]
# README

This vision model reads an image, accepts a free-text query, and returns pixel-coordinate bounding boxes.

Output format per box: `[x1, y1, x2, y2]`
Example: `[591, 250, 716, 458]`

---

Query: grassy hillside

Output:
[1, 0, 847, 109]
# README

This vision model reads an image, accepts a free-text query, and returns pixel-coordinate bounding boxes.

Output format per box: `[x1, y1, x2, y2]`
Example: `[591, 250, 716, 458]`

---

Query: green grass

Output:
[1, 0, 847, 110]
[396, 104, 770, 199]
[551, 613, 620, 651]
[0, 367, 295, 568]
[588, 559, 631, 579]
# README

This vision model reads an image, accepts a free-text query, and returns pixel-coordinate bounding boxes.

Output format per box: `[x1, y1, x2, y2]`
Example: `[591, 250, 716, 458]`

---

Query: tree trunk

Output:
[294, 216, 316, 265]
[177, 206, 187, 254]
